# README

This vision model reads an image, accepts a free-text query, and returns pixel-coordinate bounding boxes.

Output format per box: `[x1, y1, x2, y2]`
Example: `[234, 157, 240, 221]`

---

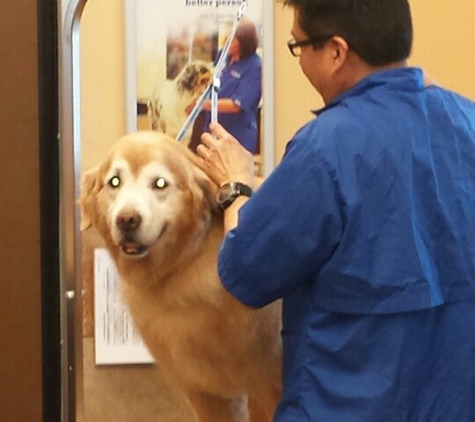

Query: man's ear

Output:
[78, 165, 100, 230]
[329, 36, 350, 72]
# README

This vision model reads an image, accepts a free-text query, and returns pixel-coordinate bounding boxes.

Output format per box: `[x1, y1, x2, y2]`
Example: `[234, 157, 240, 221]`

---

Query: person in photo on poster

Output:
[201, 19, 262, 153]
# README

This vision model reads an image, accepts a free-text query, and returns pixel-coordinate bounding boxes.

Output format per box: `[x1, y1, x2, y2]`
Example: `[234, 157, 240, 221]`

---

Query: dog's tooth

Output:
[121, 242, 148, 257]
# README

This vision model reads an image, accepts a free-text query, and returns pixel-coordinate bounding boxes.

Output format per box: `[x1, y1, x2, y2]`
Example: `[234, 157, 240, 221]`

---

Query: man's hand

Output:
[197, 122, 255, 188]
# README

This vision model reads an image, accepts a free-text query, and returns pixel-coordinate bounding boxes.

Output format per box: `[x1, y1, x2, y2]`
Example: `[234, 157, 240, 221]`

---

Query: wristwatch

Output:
[216, 182, 253, 210]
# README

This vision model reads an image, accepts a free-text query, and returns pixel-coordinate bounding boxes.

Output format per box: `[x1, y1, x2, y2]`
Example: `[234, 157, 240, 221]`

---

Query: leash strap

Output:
[176, 0, 250, 142]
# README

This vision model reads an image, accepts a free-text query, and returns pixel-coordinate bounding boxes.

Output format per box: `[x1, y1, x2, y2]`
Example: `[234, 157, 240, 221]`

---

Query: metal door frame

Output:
[58, 1, 88, 420]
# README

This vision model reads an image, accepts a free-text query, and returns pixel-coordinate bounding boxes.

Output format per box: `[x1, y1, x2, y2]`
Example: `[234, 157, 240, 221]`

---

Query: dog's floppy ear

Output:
[78, 165, 100, 230]
[181, 64, 197, 92]
[195, 166, 218, 211]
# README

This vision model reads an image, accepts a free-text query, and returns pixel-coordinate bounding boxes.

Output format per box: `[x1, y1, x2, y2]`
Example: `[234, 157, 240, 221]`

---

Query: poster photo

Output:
[125, 0, 273, 173]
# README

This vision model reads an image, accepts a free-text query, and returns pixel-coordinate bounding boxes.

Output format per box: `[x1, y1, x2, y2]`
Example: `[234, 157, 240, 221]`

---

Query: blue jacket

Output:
[219, 67, 475, 421]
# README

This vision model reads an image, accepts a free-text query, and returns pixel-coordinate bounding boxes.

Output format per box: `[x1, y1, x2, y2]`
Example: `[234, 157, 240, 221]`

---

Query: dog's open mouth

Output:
[121, 241, 149, 258]
[117, 224, 166, 258]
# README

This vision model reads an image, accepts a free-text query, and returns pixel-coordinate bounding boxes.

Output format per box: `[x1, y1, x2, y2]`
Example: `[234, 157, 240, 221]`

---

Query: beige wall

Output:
[409, 0, 475, 99]
[273, 4, 323, 162]
[80, 0, 126, 172]
[81, 1, 475, 170]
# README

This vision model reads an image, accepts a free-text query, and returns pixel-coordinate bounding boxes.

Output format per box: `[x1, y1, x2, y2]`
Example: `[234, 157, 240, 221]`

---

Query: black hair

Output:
[283, 0, 413, 66]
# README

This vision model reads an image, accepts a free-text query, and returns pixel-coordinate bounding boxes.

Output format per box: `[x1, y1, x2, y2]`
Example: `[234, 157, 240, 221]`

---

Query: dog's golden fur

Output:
[148, 61, 212, 146]
[79, 131, 282, 422]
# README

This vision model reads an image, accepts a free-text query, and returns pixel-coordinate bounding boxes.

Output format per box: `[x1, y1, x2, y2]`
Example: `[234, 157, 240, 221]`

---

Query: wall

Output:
[0, 0, 43, 421]
[273, 4, 323, 162]
[409, 0, 475, 98]
[80, 0, 126, 173]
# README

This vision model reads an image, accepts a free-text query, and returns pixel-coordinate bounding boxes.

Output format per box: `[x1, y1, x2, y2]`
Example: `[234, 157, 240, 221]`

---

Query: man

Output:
[197, 0, 475, 420]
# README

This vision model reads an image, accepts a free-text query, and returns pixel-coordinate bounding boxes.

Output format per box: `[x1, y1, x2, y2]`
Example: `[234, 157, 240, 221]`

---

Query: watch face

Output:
[217, 183, 234, 203]
[216, 182, 252, 210]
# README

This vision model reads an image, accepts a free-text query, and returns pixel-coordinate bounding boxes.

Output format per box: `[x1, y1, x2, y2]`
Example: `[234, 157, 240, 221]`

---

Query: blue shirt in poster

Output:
[204, 52, 262, 153]
[218, 67, 475, 421]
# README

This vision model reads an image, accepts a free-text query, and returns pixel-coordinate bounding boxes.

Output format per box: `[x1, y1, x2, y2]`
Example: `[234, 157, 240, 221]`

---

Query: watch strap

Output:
[217, 182, 253, 211]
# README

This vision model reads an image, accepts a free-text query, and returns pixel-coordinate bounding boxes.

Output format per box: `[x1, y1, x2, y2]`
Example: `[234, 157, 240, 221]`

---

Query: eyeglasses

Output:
[287, 35, 334, 57]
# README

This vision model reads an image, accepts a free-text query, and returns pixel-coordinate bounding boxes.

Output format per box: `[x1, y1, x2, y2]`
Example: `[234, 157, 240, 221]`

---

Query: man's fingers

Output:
[209, 122, 241, 145]
[208, 122, 229, 138]
[200, 131, 220, 149]
[196, 144, 228, 186]
[196, 144, 208, 160]
[196, 142, 221, 165]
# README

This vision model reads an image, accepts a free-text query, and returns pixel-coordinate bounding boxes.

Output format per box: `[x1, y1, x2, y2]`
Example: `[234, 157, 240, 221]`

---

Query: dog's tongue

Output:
[122, 241, 147, 256]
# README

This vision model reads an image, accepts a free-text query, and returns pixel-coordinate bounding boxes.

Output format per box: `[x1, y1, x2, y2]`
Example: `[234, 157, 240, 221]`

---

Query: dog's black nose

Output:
[116, 211, 142, 231]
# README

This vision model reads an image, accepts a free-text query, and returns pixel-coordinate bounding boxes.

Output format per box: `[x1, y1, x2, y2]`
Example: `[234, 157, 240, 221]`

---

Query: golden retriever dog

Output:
[79, 131, 282, 422]
[148, 61, 213, 146]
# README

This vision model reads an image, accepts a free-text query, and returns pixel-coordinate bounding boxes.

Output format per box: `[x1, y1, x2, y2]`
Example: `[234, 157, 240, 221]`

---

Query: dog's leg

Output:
[186, 391, 249, 422]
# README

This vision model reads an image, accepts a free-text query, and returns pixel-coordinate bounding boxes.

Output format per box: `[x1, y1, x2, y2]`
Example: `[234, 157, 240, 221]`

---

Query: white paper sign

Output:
[94, 248, 154, 365]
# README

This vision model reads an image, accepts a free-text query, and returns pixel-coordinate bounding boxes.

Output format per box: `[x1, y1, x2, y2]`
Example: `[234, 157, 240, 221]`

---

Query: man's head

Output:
[283, 0, 413, 103]
[283, 0, 413, 66]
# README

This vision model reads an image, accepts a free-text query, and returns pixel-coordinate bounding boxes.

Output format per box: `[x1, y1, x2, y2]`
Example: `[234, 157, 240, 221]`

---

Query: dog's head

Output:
[79, 131, 218, 261]
[176, 60, 213, 96]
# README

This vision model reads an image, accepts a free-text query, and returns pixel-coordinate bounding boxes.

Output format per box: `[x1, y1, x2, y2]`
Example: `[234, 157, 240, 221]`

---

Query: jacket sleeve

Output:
[218, 132, 344, 308]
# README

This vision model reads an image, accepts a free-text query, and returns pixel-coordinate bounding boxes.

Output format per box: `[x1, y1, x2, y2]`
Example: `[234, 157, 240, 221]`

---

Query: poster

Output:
[94, 248, 154, 365]
[125, 0, 273, 171]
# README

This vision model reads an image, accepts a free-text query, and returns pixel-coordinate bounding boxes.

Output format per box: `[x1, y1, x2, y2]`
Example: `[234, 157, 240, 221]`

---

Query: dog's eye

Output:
[154, 177, 168, 190]
[109, 175, 121, 188]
